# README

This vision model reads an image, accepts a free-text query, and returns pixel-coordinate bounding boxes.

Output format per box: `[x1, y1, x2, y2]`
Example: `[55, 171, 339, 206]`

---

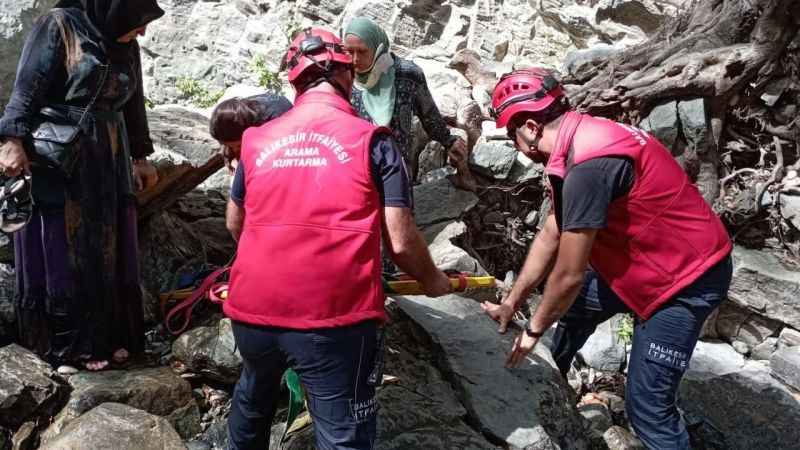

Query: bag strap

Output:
[75, 63, 110, 129]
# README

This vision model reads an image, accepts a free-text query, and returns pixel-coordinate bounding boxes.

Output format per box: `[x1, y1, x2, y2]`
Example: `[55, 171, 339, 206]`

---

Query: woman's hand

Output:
[0, 138, 29, 177]
[132, 158, 159, 191]
[447, 138, 468, 166]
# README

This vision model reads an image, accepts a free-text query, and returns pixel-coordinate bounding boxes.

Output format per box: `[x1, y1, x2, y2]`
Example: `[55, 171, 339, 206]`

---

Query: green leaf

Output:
[281, 368, 306, 443]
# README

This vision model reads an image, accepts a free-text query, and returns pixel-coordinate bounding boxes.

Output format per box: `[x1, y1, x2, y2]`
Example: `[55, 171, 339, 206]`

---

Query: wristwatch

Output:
[524, 319, 544, 338]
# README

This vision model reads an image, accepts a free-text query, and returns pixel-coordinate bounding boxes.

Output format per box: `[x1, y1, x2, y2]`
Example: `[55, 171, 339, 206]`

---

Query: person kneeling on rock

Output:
[222, 27, 452, 450]
[481, 69, 733, 450]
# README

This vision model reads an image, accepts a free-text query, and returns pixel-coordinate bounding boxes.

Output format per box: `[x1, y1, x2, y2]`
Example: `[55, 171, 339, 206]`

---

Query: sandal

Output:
[0, 173, 33, 233]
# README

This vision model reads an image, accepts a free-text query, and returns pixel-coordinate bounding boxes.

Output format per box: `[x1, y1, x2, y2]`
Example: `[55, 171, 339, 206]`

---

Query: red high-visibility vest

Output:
[224, 91, 387, 328]
[546, 111, 732, 319]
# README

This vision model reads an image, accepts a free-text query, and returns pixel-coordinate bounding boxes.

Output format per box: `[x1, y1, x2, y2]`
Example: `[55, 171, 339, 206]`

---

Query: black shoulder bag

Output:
[26, 63, 110, 177]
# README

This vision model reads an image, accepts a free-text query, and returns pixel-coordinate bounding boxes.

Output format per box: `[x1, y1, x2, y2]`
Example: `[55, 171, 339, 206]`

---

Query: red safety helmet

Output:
[285, 27, 352, 84]
[490, 68, 565, 128]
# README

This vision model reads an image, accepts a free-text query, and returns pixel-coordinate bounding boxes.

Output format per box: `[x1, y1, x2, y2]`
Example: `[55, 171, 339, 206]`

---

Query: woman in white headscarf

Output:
[344, 17, 476, 191]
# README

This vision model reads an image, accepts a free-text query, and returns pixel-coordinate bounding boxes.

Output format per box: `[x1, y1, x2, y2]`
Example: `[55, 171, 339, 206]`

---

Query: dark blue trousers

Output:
[550, 256, 732, 450]
[228, 320, 378, 450]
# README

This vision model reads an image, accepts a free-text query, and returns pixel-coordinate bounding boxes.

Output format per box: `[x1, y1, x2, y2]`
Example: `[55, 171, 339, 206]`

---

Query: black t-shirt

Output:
[552, 157, 635, 231]
[230, 133, 412, 208]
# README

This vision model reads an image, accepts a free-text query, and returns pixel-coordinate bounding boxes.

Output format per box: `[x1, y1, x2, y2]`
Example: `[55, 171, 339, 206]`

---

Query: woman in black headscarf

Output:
[0, 0, 165, 371]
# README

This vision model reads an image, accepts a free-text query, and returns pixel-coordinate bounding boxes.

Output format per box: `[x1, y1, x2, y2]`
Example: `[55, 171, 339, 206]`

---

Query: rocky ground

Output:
[1, 0, 799, 449]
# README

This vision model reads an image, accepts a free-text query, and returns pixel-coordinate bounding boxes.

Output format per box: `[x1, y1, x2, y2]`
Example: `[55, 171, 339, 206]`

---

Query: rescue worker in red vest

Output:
[223, 28, 452, 450]
[481, 69, 732, 450]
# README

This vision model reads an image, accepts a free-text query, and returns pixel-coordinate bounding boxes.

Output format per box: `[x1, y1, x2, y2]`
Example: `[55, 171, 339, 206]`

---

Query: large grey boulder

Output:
[0, 0, 59, 107]
[714, 300, 781, 347]
[470, 138, 518, 180]
[39, 403, 185, 450]
[413, 178, 478, 228]
[781, 191, 800, 231]
[729, 246, 800, 330]
[751, 337, 778, 361]
[640, 101, 679, 149]
[0, 344, 68, 429]
[395, 294, 590, 450]
[687, 340, 745, 374]
[40, 367, 197, 443]
[677, 98, 708, 154]
[577, 315, 627, 372]
[778, 327, 800, 348]
[427, 222, 487, 275]
[173, 318, 242, 385]
[679, 341, 800, 449]
[375, 303, 499, 450]
[770, 346, 800, 391]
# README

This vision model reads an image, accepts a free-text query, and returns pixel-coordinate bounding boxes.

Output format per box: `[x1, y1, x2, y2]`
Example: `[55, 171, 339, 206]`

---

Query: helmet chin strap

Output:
[301, 53, 351, 98]
[529, 125, 544, 153]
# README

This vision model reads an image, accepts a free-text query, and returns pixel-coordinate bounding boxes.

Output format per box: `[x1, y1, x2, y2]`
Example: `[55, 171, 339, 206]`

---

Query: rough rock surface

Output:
[395, 294, 589, 450]
[427, 221, 488, 275]
[413, 178, 479, 228]
[470, 138, 518, 180]
[138, 191, 233, 303]
[137, 105, 227, 219]
[39, 403, 185, 450]
[173, 318, 242, 385]
[714, 300, 782, 347]
[778, 327, 800, 348]
[679, 341, 800, 449]
[770, 346, 800, 391]
[728, 246, 800, 330]
[577, 315, 627, 372]
[0, 344, 68, 429]
[0, 264, 16, 346]
[640, 101, 679, 149]
[603, 425, 646, 450]
[129, 0, 678, 112]
[0, 0, 59, 107]
[40, 367, 196, 444]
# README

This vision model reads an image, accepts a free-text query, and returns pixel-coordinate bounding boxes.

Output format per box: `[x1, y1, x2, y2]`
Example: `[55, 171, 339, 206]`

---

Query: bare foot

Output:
[85, 360, 109, 371]
[112, 348, 129, 364]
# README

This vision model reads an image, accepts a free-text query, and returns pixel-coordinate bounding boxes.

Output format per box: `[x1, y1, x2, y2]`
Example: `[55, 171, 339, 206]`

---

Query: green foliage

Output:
[616, 314, 634, 345]
[176, 76, 224, 108]
[283, 18, 304, 42]
[249, 56, 283, 92]
[144, 96, 154, 109]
